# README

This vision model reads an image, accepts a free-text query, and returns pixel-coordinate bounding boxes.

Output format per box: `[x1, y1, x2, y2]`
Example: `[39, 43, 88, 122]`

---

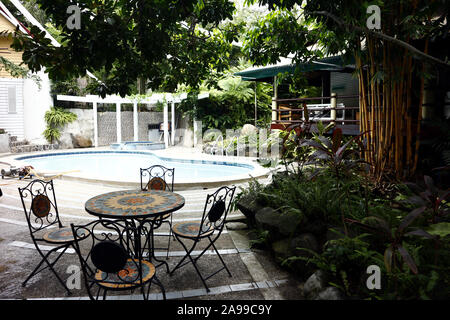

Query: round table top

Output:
[85, 189, 185, 219]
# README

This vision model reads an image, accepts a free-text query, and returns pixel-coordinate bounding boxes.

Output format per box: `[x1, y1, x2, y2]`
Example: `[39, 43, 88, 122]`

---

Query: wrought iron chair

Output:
[169, 186, 236, 292]
[18, 179, 85, 294]
[70, 219, 165, 300]
[140, 165, 175, 259]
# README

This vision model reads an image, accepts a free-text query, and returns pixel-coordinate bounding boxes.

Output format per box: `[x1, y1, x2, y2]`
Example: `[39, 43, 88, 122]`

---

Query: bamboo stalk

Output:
[413, 39, 428, 173]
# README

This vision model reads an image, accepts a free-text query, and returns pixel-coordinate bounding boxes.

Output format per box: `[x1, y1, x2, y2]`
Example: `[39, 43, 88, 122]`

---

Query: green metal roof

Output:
[235, 56, 354, 81]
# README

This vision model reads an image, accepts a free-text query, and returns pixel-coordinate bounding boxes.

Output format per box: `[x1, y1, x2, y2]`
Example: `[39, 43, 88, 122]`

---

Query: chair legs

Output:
[155, 217, 175, 259]
[170, 235, 232, 292]
[144, 217, 175, 262]
[23, 244, 72, 295]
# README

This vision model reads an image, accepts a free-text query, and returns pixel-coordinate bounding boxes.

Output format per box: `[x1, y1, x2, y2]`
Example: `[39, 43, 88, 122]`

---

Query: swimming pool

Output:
[15, 151, 260, 186]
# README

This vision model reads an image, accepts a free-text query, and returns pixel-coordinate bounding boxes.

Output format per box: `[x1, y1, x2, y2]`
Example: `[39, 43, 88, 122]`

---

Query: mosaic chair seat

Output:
[70, 219, 165, 300]
[170, 186, 236, 292]
[18, 179, 87, 294]
[140, 165, 175, 258]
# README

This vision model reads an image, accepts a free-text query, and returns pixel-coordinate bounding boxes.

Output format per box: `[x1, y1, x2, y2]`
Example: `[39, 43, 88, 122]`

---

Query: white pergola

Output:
[57, 93, 208, 148]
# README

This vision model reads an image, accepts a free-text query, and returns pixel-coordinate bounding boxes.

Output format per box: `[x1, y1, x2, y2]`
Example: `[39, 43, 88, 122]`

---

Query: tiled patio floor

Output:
[0, 156, 303, 301]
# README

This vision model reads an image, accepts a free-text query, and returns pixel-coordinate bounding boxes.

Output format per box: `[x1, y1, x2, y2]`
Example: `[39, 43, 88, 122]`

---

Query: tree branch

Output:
[309, 10, 450, 69]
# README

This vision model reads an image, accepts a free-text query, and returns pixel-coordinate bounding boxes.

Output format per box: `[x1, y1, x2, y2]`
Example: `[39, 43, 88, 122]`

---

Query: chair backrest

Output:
[70, 219, 144, 299]
[198, 186, 236, 238]
[140, 165, 174, 192]
[18, 179, 62, 236]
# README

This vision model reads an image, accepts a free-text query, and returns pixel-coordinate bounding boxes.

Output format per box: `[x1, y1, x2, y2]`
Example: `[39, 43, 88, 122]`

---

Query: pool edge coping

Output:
[3, 147, 272, 190]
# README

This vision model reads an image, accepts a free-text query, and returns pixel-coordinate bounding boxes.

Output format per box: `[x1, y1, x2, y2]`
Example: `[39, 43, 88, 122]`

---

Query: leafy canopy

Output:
[12, 0, 239, 97]
[243, 0, 449, 68]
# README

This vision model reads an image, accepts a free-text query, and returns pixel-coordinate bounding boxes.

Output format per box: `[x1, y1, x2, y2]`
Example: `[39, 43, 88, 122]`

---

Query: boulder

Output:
[280, 233, 320, 276]
[71, 134, 93, 148]
[225, 222, 248, 230]
[315, 287, 345, 300]
[271, 238, 291, 261]
[236, 194, 263, 227]
[255, 207, 302, 237]
[303, 270, 328, 299]
[290, 233, 319, 256]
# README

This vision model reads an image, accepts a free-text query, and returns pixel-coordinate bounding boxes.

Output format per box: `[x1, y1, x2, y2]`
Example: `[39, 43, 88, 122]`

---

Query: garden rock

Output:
[303, 270, 328, 299]
[236, 194, 263, 227]
[255, 207, 301, 237]
[290, 233, 319, 256]
[271, 238, 291, 261]
[314, 287, 345, 300]
[225, 222, 248, 230]
[71, 134, 93, 148]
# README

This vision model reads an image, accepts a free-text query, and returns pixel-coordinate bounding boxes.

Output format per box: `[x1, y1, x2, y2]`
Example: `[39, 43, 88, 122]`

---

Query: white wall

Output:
[0, 78, 25, 140]
[23, 70, 52, 144]
[59, 108, 94, 149]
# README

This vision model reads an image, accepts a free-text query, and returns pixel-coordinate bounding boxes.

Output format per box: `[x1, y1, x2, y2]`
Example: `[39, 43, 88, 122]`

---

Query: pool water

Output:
[16, 151, 254, 183]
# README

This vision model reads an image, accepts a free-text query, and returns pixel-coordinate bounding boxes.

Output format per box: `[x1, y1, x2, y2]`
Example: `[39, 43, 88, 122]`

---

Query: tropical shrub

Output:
[43, 107, 77, 144]
[235, 124, 450, 299]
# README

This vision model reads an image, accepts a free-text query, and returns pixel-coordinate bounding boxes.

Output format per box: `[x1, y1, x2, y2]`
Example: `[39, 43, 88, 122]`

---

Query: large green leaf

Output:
[425, 223, 450, 238]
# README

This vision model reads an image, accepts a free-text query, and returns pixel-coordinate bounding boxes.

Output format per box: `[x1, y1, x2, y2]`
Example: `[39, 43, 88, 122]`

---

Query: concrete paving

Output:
[0, 152, 303, 301]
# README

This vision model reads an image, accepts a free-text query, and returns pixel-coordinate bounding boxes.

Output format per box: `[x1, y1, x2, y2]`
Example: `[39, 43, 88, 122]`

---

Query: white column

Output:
[330, 92, 337, 125]
[93, 101, 98, 147]
[163, 102, 169, 148]
[171, 101, 175, 146]
[133, 101, 138, 141]
[272, 75, 278, 122]
[193, 116, 198, 146]
[116, 102, 121, 143]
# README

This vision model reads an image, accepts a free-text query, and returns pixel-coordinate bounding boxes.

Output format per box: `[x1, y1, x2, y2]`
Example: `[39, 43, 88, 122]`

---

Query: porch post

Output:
[330, 93, 337, 125]
[254, 81, 258, 127]
[272, 75, 278, 122]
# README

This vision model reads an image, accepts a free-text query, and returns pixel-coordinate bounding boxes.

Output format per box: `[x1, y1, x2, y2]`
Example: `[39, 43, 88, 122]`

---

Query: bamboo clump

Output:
[355, 31, 426, 182]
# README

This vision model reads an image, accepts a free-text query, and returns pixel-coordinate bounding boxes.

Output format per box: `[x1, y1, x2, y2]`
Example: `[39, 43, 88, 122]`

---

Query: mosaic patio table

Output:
[85, 189, 185, 271]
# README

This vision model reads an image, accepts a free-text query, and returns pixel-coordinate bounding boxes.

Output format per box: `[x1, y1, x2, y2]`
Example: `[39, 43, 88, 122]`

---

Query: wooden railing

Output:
[271, 94, 361, 135]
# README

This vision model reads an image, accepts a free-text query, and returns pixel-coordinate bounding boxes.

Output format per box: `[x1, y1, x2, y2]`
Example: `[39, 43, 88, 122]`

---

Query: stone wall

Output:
[59, 109, 166, 148]
[97, 111, 165, 145]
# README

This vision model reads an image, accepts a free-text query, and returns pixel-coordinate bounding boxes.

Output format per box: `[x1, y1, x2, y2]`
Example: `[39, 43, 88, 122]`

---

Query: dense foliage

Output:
[11, 0, 239, 97]
[242, 0, 450, 180]
[236, 123, 450, 299]
[177, 61, 272, 131]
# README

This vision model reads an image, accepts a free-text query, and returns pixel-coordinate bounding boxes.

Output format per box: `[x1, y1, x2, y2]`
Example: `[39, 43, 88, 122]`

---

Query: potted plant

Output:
[0, 129, 10, 153]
